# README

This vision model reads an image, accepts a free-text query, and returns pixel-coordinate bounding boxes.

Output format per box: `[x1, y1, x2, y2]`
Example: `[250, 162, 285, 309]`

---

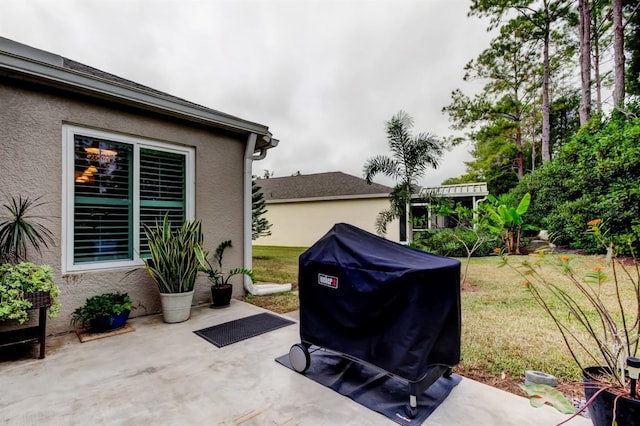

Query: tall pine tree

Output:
[252, 178, 271, 240]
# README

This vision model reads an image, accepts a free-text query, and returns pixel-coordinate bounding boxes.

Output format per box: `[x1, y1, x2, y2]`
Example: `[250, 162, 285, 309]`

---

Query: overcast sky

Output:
[2, 0, 493, 187]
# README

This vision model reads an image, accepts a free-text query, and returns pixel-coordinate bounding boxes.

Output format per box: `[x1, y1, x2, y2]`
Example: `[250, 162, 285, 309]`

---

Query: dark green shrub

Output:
[413, 228, 499, 257]
[509, 107, 640, 254]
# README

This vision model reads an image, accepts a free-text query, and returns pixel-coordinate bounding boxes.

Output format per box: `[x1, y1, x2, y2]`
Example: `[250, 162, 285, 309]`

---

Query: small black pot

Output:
[210, 284, 232, 308]
[583, 366, 640, 426]
[89, 310, 130, 332]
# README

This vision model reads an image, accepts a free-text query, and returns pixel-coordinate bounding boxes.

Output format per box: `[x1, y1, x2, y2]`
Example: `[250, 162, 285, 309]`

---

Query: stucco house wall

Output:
[257, 197, 400, 247]
[0, 38, 277, 334]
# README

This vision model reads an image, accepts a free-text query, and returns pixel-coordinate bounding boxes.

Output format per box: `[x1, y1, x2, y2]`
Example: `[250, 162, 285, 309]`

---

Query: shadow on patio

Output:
[1, 301, 588, 425]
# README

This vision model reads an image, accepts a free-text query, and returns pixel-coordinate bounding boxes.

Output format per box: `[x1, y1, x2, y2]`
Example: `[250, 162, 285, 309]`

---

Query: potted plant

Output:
[0, 262, 60, 324]
[141, 214, 203, 323]
[196, 240, 255, 308]
[0, 194, 59, 323]
[70, 292, 134, 332]
[500, 219, 640, 424]
[0, 195, 54, 265]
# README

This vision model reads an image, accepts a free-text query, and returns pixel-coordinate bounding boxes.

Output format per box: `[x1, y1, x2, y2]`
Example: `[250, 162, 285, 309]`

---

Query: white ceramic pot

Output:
[159, 290, 194, 323]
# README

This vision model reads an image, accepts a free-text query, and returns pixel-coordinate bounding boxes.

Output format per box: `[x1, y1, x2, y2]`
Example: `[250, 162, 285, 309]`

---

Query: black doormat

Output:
[276, 350, 461, 426]
[194, 312, 295, 348]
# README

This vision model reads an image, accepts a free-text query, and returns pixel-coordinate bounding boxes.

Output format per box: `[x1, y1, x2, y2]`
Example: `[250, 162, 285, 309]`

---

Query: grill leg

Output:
[404, 393, 418, 418]
[38, 306, 47, 359]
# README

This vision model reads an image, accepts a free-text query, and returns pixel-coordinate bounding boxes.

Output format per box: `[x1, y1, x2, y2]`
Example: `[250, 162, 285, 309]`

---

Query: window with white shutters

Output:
[63, 126, 194, 272]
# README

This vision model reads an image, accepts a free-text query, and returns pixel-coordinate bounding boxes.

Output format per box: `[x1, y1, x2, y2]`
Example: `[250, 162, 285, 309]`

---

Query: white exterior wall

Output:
[255, 197, 400, 247]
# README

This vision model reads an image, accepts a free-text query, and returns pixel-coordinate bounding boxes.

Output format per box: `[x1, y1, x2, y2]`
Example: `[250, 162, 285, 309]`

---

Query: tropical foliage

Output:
[484, 193, 533, 255]
[363, 110, 444, 240]
[196, 239, 255, 288]
[141, 214, 204, 293]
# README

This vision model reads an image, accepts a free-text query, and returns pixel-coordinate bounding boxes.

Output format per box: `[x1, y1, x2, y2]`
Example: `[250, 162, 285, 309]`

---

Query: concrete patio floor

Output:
[2, 301, 589, 425]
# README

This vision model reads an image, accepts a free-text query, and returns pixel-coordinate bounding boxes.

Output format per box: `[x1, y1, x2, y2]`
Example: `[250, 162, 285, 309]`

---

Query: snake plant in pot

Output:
[141, 214, 203, 323]
[196, 240, 255, 308]
[500, 220, 640, 425]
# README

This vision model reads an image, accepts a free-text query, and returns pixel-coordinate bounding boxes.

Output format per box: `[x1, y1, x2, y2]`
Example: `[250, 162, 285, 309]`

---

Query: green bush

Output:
[413, 228, 499, 257]
[0, 262, 60, 323]
[509, 107, 640, 254]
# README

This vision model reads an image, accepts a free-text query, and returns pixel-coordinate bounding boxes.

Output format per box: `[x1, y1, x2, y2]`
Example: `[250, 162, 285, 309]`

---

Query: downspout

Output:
[243, 133, 292, 295]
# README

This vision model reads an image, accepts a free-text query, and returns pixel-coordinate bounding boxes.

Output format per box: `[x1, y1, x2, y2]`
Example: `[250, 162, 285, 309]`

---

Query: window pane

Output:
[139, 148, 186, 256]
[74, 137, 133, 263]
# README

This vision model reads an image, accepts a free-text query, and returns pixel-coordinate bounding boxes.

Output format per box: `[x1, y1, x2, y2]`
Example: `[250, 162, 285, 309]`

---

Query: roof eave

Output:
[0, 42, 275, 149]
[266, 193, 390, 203]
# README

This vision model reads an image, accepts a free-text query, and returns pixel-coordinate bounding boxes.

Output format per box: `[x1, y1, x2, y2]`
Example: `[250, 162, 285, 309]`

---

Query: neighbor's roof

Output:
[0, 37, 276, 152]
[257, 172, 393, 203]
[417, 182, 489, 198]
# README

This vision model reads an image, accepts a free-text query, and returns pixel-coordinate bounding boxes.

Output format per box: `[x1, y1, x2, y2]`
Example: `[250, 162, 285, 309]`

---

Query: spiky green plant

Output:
[142, 214, 203, 293]
[195, 239, 255, 287]
[0, 195, 54, 264]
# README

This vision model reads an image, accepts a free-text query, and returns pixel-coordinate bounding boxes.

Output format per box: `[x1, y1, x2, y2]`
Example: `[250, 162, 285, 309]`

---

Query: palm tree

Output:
[363, 111, 444, 242]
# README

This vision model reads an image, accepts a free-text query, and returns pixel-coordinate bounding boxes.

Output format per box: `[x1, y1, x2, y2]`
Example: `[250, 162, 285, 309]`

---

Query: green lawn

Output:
[252, 245, 306, 284]
[249, 245, 626, 387]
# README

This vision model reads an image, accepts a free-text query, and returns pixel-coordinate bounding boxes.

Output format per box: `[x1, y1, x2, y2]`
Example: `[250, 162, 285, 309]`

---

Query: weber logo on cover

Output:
[318, 273, 338, 289]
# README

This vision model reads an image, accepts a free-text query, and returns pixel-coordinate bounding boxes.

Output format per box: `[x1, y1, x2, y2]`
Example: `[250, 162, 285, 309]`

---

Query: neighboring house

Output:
[0, 37, 278, 333]
[255, 172, 399, 246]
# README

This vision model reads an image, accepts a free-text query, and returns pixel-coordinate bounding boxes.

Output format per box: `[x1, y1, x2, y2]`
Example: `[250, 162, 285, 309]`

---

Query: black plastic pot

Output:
[210, 284, 232, 308]
[583, 366, 640, 426]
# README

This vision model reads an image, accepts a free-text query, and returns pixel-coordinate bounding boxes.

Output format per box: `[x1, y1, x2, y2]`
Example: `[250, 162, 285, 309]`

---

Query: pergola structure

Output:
[402, 183, 489, 242]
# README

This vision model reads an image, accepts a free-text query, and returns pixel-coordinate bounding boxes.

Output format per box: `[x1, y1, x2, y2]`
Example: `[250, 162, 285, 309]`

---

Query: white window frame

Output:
[62, 124, 195, 273]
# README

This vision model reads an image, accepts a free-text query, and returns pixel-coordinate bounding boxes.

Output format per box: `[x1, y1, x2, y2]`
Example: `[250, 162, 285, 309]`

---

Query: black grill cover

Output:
[298, 223, 461, 383]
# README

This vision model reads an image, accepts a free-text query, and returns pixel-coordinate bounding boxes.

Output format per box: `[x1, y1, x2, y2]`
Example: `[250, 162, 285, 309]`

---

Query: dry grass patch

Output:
[461, 257, 579, 379]
[462, 254, 638, 388]
[241, 289, 299, 314]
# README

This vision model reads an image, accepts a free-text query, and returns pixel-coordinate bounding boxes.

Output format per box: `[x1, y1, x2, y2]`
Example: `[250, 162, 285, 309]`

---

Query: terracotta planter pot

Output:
[210, 284, 232, 308]
[583, 366, 640, 426]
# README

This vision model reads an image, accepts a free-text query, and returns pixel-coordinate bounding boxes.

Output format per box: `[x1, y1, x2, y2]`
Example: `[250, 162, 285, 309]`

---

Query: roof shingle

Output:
[257, 172, 392, 201]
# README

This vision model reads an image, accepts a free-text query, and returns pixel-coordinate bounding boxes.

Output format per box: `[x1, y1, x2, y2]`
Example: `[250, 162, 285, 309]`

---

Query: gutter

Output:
[243, 133, 292, 296]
